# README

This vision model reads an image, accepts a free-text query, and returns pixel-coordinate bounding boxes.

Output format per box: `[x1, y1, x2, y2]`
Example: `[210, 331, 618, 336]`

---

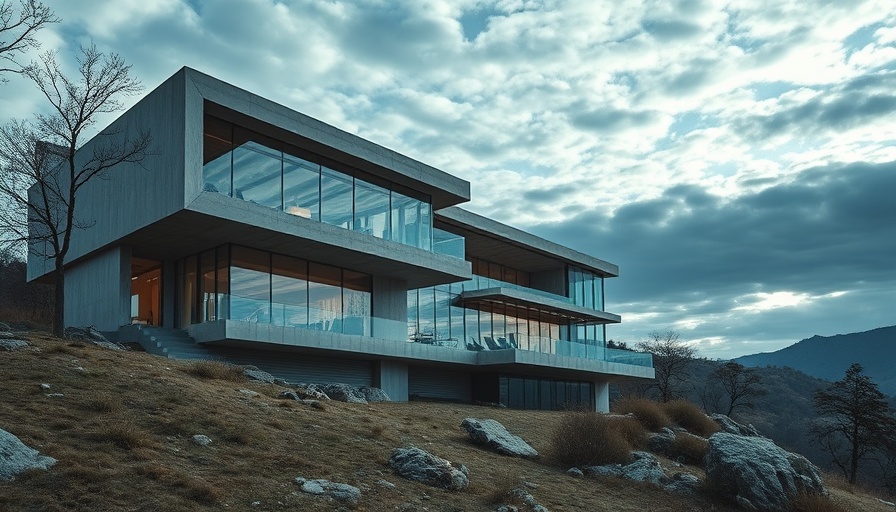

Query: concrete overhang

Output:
[435, 207, 618, 277]
[189, 68, 470, 210]
[457, 287, 621, 324]
[188, 321, 654, 381]
[120, 192, 471, 288]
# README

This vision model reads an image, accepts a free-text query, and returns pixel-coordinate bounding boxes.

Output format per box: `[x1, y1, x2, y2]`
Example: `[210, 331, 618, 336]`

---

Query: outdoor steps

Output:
[124, 325, 222, 361]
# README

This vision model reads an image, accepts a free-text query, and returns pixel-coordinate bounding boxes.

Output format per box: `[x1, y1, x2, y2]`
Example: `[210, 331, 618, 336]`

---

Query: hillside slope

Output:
[734, 325, 896, 395]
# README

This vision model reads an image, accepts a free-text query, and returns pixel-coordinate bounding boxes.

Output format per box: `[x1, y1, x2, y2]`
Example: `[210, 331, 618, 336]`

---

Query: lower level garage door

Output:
[408, 366, 471, 402]
[209, 346, 373, 387]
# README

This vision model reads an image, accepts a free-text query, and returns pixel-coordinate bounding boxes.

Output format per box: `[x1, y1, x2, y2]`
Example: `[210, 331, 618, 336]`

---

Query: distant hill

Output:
[734, 325, 896, 396]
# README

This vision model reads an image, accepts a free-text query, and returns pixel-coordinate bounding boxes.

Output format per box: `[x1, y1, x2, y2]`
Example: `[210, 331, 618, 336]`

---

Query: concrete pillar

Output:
[64, 245, 131, 331]
[371, 276, 408, 340]
[594, 381, 610, 413]
[374, 360, 408, 402]
[162, 259, 176, 328]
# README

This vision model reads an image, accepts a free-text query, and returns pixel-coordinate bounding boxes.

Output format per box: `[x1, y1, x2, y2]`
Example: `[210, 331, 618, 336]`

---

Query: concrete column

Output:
[371, 276, 408, 340]
[64, 245, 131, 331]
[162, 259, 176, 328]
[594, 381, 610, 413]
[374, 360, 408, 402]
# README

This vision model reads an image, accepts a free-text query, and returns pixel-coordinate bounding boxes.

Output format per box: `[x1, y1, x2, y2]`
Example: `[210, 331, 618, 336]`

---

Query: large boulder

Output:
[704, 432, 826, 511]
[0, 428, 57, 481]
[389, 446, 469, 490]
[317, 383, 367, 404]
[64, 326, 126, 350]
[295, 477, 361, 506]
[711, 414, 762, 437]
[460, 418, 538, 458]
[359, 386, 390, 402]
[0, 339, 29, 351]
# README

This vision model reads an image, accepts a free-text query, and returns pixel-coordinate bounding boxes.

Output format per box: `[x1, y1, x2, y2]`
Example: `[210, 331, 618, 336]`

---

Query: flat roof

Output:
[435, 207, 619, 277]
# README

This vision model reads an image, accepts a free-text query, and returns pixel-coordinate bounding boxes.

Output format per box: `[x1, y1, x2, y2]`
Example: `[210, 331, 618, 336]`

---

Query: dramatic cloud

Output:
[4, 0, 895, 357]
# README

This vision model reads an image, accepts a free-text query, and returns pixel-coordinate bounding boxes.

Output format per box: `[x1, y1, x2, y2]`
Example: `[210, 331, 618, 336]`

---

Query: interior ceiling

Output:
[435, 219, 563, 274]
[130, 256, 162, 276]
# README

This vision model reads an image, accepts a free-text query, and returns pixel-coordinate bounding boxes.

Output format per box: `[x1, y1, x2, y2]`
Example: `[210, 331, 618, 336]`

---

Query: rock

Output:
[647, 428, 677, 454]
[243, 368, 275, 384]
[501, 486, 549, 512]
[665, 472, 701, 496]
[0, 339, 29, 351]
[0, 331, 17, 339]
[0, 428, 57, 481]
[377, 478, 396, 489]
[317, 383, 368, 403]
[389, 446, 469, 490]
[620, 452, 668, 485]
[45, 393, 64, 398]
[460, 418, 538, 458]
[191, 434, 212, 446]
[238, 389, 259, 397]
[584, 463, 623, 477]
[40, 383, 51, 390]
[0, 322, 11, 331]
[295, 477, 361, 505]
[64, 326, 126, 350]
[359, 386, 390, 402]
[295, 384, 330, 400]
[566, 467, 584, 477]
[280, 391, 301, 400]
[710, 414, 761, 437]
[704, 432, 826, 511]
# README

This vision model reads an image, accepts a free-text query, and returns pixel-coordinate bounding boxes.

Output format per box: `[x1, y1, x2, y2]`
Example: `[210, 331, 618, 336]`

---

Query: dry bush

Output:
[550, 411, 633, 467]
[613, 416, 648, 449]
[668, 432, 708, 464]
[663, 400, 719, 437]
[81, 393, 122, 413]
[612, 397, 671, 432]
[790, 491, 850, 512]
[184, 361, 245, 382]
[99, 421, 154, 450]
[486, 471, 522, 505]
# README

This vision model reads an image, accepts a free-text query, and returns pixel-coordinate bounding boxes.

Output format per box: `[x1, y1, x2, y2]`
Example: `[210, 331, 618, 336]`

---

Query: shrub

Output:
[790, 491, 850, 512]
[663, 400, 719, 437]
[668, 432, 708, 464]
[550, 411, 633, 467]
[612, 397, 671, 432]
[100, 421, 153, 450]
[613, 416, 648, 449]
[185, 361, 245, 382]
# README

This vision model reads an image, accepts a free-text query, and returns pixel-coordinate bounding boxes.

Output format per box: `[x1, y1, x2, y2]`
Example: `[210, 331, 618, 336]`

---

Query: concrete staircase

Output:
[121, 325, 221, 361]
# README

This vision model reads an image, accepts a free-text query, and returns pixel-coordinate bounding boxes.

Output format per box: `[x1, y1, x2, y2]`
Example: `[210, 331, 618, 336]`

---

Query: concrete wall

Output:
[64, 246, 130, 330]
[375, 360, 409, 401]
[29, 70, 188, 281]
[594, 381, 610, 413]
[372, 276, 408, 340]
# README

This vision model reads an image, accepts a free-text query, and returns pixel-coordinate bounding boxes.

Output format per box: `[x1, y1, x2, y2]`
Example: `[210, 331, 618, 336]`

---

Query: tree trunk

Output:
[52, 265, 64, 337]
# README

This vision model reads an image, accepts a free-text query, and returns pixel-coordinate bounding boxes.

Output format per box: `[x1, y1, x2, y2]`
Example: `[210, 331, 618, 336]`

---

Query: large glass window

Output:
[202, 113, 439, 253]
[232, 128, 283, 209]
[200, 250, 216, 322]
[320, 167, 353, 229]
[271, 254, 308, 328]
[308, 262, 343, 332]
[343, 270, 372, 336]
[283, 151, 320, 221]
[230, 247, 271, 323]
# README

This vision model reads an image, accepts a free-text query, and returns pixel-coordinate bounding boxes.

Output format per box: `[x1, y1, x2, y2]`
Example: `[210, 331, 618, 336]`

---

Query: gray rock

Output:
[508, 487, 549, 512]
[711, 414, 761, 437]
[279, 391, 301, 400]
[704, 432, 826, 511]
[64, 326, 126, 350]
[295, 384, 330, 400]
[40, 383, 51, 390]
[566, 467, 584, 477]
[665, 472, 701, 496]
[318, 383, 368, 403]
[238, 389, 259, 397]
[0, 428, 57, 481]
[0, 339, 29, 351]
[0, 331, 17, 339]
[0, 322, 11, 331]
[620, 452, 668, 485]
[296, 477, 361, 505]
[359, 386, 390, 402]
[389, 446, 469, 490]
[243, 368, 275, 384]
[45, 393, 64, 398]
[647, 428, 676, 454]
[460, 418, 538, 458]
[377, 478, 396, 489]
[584, 464, 623, 478]
[191, 434, 212, 446]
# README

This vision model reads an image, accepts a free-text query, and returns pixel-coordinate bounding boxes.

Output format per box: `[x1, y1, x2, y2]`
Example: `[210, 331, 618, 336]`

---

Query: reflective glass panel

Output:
[271, 254, 308, 328]
[308, 262, 342, 331]
[230, 246, 271, 323]
[203, 115, 231, 196]
[283, 152, 320, 221]
[354, 180, 390, 239]
[320, 167, 353, 229]
[232, 127, 282, 209]
[343, 270, 371, 336]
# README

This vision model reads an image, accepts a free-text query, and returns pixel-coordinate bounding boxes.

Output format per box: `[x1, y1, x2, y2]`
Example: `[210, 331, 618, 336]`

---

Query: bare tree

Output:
[0, 45, 151, 336]
[706, 361, 765, 416]
[636, 330, 696, 402]
[812, 363, 896, 484]
[0, 0, 57, 79]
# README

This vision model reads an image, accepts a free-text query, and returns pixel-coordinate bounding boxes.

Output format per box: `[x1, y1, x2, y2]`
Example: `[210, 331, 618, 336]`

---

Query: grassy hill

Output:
[734, 325, 896, 395]
[1, 331, 893, 511]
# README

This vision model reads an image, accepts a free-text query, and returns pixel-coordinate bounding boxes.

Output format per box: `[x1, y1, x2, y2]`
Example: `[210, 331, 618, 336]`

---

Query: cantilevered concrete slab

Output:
[457, 286, 622, 324]
[436, 207, 618, 277]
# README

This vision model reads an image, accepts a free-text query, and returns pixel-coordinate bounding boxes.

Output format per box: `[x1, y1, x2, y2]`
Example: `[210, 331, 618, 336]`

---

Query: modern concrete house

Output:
[28, 68, 653, 411]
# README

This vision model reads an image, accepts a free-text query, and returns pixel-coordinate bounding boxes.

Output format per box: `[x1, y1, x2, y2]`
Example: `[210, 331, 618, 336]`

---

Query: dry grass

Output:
[184, 360, 246, 381]
[790, 491, 852, 512]
[663, 399, 720, 437]
[550, 411, 634, 467]
[1, 330, 893, 512]
[668, 432, 709, 465]
[612, 397, 672, 431]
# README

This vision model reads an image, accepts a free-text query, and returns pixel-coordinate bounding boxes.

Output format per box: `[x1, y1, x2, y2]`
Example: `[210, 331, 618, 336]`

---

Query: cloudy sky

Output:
[3, 0, 895, 358]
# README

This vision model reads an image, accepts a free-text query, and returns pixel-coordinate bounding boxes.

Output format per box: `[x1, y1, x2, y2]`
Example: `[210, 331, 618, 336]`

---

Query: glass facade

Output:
[177, 245, 371, 335]
[568, 265, 604, 310]
[202, 113, 439, 252]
